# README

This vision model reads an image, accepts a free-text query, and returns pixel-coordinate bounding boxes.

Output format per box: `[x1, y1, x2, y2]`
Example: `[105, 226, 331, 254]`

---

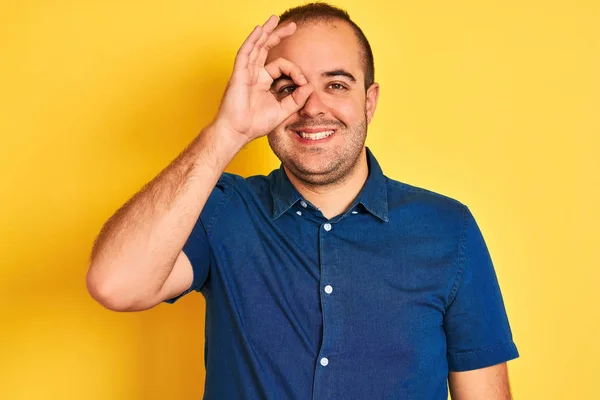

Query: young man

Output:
[87, 3, 519, 399]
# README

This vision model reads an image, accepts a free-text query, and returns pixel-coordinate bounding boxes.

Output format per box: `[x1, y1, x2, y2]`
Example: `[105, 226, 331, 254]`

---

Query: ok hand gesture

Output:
[213, 15, 314, 141]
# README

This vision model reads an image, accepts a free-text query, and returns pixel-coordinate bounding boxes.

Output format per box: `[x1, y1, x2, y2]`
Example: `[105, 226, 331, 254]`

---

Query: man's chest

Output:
[207, 209, 460, 364]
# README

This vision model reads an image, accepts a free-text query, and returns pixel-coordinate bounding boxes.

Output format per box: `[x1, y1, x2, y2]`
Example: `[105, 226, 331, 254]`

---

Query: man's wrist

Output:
[207, 119, 251, 149]
[188, 121, 249, 177]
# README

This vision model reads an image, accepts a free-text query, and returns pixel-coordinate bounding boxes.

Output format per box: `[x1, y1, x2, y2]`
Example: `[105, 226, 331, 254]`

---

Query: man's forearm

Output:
[87, 123, 247, 306]
[448, 364, 513, 400]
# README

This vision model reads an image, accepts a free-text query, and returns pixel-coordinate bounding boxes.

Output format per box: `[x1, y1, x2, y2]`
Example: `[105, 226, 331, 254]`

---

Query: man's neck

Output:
[284, 149, 369, 220]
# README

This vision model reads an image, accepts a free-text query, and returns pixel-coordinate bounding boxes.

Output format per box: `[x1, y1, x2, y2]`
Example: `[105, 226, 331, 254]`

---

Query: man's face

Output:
[266, 19, 379, 186]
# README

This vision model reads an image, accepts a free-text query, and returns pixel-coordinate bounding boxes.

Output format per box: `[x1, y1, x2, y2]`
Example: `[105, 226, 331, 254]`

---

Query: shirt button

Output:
[323, 223, 332, 231]
[351, 210, 358, 214]
[296, 210, 302, 216]
[320, 357, 329, 366]
[300, 201, 308, 208]
[324, 285, 333, 294]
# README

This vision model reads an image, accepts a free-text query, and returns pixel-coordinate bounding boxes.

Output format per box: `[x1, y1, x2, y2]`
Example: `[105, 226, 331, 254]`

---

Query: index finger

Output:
[265, 57, 307, 86]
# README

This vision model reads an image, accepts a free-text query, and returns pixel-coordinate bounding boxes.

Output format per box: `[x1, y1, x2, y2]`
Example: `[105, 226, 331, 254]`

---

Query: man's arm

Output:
[86, 15, 313, 312]
[448, 363, 513, 400]
[86, 124, 246, 311]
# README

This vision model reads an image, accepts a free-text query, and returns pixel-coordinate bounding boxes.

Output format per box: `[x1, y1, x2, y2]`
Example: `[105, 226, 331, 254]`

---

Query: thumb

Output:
[280, 83, 314, 117]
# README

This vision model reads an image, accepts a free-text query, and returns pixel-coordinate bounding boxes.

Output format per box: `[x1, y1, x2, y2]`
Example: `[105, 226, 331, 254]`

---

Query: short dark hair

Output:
[278, 2, 375, 90]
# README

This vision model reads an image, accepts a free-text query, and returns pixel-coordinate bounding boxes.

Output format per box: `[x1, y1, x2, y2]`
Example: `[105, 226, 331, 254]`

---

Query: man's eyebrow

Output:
[322, 69, 356, 83]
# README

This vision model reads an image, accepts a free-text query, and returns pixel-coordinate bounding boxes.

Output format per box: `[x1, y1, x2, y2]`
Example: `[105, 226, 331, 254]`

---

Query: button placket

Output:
[313, 218, 341, 399]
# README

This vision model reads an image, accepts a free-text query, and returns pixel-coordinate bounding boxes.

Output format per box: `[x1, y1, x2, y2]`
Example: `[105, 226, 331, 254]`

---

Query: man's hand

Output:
[213, 15, 314, 141]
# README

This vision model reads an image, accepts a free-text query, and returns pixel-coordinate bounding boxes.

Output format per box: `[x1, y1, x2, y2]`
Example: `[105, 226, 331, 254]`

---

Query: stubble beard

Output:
[267, 115, 368, 189]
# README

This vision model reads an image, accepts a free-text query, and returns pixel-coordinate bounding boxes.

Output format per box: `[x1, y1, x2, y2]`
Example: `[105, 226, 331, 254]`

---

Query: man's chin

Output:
[286, 161, 342, 184]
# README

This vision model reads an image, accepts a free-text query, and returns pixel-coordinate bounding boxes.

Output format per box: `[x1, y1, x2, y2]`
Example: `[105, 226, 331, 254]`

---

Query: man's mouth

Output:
[295, 129, 336, 141]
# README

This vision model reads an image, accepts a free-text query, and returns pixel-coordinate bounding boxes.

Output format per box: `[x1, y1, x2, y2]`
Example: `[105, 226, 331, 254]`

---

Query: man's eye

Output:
[329, 83, 347, 90]
[279, 85, 297, 95]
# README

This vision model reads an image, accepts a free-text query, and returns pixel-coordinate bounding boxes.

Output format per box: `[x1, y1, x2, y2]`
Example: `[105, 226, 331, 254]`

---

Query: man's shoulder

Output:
[200, 171, 275, 224]
[210, 171, 277, 206]
[384, 175, 467, 217]
[214, 171, 274, 191]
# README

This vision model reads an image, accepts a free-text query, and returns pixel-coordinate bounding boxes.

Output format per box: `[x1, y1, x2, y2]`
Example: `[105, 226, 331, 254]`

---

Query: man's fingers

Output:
[233, 25, 263, 72]
[264, 58, 307, 85]
[248, 15, 280, 65]
[234, 16, 298, 74]
[256, 22, 296, 67]
[280, 83, 314, 116]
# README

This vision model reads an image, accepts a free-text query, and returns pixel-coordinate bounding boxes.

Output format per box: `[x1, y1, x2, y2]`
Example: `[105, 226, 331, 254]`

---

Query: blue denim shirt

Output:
[166, 147, 519, 399]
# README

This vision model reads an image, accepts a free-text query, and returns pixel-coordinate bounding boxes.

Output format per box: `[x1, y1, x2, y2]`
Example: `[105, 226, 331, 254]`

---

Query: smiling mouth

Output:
[295, 130, 336, 140]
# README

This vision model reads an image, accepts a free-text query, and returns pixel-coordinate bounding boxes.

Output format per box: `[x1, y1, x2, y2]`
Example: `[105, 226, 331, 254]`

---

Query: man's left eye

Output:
[329, 83, 346, 90]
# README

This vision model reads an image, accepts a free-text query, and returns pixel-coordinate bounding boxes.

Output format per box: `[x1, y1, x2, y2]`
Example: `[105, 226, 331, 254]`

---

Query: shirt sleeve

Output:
[443, 206, 519, 371]
[163, 173, 235, 304]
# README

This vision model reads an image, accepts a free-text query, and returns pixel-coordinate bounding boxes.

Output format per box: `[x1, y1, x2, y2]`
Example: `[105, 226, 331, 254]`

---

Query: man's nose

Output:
[299, 90, 327, 118]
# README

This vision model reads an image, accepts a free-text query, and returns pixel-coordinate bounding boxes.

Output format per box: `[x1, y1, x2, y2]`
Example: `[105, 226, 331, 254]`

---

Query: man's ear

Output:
[365, 82, 380, 124]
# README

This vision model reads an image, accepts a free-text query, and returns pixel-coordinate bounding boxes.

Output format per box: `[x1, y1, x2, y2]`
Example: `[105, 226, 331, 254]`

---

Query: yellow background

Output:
[1, 0, 598, 398]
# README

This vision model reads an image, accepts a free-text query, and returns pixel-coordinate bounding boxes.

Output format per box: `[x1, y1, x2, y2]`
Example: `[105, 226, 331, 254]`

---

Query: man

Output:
[87, 3, 519, 399]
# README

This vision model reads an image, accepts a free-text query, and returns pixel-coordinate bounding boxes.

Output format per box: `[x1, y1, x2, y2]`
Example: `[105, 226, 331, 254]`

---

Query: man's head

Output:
[265, 2, 379, 188]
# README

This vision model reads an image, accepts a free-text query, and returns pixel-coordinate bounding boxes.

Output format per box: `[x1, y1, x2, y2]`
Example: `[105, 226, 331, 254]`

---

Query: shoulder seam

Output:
[445, 205, 470, 311]
[202, 173, 236, 233]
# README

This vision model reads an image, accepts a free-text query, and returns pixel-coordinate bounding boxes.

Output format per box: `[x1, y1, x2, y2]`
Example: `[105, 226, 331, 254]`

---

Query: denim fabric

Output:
[165, 147, 519, 399]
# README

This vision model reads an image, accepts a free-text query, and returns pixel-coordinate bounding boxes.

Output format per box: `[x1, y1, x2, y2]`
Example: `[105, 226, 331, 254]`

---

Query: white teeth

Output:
[298, 130, 335, 140]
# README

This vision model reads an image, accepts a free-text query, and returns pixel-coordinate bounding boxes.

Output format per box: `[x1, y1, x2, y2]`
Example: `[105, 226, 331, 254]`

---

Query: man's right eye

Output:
[278, 85, 298, 95]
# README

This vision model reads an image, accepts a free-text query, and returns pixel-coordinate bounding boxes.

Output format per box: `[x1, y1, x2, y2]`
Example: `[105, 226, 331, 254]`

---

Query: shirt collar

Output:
[271, 147, 389, 222]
